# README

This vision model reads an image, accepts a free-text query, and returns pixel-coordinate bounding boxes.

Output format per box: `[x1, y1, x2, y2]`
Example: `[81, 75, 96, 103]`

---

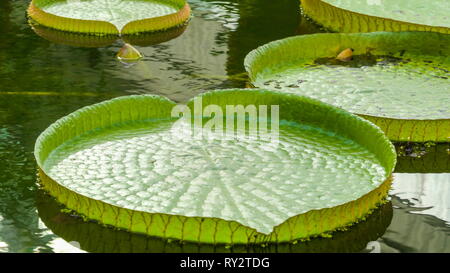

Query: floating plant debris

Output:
[30, 22, 188, 48]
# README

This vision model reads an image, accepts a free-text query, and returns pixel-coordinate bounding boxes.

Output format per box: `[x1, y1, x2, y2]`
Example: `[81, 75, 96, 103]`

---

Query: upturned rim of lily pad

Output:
[245, 32, 450, 142]
[34, 89, 396, 245]
[27, 0, 191, 36]
[36, 189, 394, 252]
[300, 0, 449, 34]
[29, 20, 188, 48]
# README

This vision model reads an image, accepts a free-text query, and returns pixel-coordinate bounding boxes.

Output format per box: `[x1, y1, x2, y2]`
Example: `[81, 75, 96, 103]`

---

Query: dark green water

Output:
[0, 0, 448, 252]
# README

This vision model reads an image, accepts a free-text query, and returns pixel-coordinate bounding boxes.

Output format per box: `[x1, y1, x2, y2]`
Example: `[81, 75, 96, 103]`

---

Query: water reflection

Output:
[31, 22, 189, 48]
[0, 0, 449, 252]
[379, 195, 450, 253]
[0, 124, 53, 252]
[391, 174, 449, 223]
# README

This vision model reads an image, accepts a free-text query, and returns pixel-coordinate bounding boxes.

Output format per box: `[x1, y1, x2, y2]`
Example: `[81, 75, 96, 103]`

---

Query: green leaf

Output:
[245, 32, 450, 142]
[28, 0, 191, 35]
[300, 0, 450, 34]
[35, 89, 396, 244]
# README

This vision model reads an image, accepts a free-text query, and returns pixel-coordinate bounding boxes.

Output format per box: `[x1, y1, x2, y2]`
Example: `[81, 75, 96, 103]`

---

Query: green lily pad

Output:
[300, 0, 450, 34]
[35, 89, 395, 244]
[28, 0, 191, 35]
[245, 32, 450, 142]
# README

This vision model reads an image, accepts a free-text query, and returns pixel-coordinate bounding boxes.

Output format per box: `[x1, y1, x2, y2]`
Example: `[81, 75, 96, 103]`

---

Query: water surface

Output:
[0, 0, 448, 252]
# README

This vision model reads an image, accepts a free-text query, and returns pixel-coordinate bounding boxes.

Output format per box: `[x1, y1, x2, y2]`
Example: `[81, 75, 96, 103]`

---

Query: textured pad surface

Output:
[323, 0, 449, 28]
[43, 0, 178, 29]
[43, 119, 386, 234]
[256, 57, 449, 120]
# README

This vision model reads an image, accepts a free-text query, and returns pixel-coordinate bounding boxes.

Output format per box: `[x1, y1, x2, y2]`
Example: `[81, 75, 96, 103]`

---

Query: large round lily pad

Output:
[300, 0, 450, 34]
[28, 0, 191, 35]
[245, 32, 450, 142]
[35, 89, 396, 244]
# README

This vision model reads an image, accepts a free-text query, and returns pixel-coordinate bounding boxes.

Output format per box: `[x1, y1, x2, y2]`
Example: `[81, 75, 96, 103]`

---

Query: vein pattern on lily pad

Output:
[35, 90, 396, 244]
[300, 0, 450, 33]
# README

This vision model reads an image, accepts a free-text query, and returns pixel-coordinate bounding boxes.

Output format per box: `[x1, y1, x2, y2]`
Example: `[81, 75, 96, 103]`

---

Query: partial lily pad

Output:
[28, 0, 191, 35]
[245, 32, 450, 142]
[300, 0, 450, 34]
[35, 89, 395, 244]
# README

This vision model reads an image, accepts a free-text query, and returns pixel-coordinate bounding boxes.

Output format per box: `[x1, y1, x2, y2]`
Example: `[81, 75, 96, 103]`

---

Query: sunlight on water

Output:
[392, 173, 449, 223]
[0, 0, 448, 252]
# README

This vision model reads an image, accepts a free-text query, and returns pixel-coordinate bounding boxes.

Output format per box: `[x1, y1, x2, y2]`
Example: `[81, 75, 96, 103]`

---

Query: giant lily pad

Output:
[245, 32, 450, 142]
[27, 0, 191, 35]
[35, 89, 396, 244]
[300, 0, 450, 34]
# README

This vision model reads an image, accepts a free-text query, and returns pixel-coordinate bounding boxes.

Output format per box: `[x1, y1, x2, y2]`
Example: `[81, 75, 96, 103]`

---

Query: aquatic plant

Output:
[245, 32, 450, 142]
[35, 89, 396, 244]
[27, 0, 191, 35]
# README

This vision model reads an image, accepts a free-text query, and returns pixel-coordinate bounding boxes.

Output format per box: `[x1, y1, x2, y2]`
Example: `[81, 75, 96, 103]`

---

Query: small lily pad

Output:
[28, 0, 191, 35]
[245, 32, 450, 142]
[35, 89, 395, 244]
